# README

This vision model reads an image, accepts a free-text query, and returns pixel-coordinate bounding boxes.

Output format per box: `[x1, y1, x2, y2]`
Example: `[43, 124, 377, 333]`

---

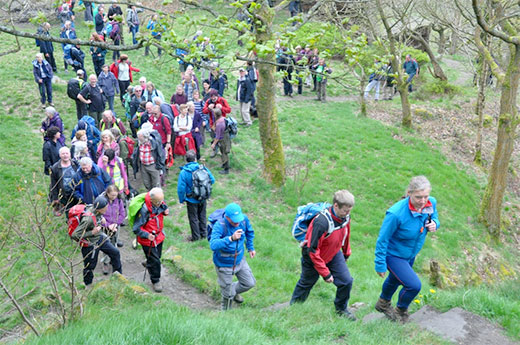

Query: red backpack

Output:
[122, 136, 135, 159]
[68, 204, 96, 247]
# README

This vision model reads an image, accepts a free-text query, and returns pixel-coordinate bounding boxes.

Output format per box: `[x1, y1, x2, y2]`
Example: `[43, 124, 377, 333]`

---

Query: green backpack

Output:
[128, 193, 147, 228]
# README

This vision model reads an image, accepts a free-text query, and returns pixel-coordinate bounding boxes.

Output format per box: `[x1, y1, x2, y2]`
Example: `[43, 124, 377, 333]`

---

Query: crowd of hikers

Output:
[35, 0, 438, 320]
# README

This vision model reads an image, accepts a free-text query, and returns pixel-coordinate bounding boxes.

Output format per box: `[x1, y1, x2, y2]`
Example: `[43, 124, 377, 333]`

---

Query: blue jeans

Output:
[106, 95, 116, 115]
[130, 25, 139, 45]
[291, 251, 353, 312]
[38, 78, 53, 104]
[380, 256, 421, 309]
[81, 235, 121, 285]
[406, 74, 415, 92]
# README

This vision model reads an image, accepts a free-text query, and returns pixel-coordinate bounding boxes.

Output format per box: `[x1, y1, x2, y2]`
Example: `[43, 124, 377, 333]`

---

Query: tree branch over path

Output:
[472, 0, 520, 44]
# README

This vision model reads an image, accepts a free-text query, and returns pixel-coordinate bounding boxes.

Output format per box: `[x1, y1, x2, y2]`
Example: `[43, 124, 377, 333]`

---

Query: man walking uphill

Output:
[290, 190, 357, 320]
[177, 150, 215, 241]
[209, 203, 256, 310]
[133, 187, 169, 292]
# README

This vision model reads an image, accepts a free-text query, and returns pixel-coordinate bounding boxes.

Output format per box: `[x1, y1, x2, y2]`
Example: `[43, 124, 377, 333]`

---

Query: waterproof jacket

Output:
[210, 215, 254, 267]
[132, 192, 168, 247]
[177, 162, 215, 204]
[43, 140, 64, 175]
[403, 60, 418, 76]
[100, 117, 126, 136]
[41, 113, 65, 146]
[236, 76, 254, 103]
[71, 115, 101, 147]
[32, 59, 53, 83]
[209, 74, 226, 96]
[70, 163, 112, 204]
[98, 156, 128, 190]
[303, 207, 351, 280]
[36, 27, 54, 54]
[374, 196, 439, 273]
[103, 195, 126, 227]
[190, 111, 204, 147]
[50, 159, 79, 203]
[202, 97, 231, 127]
[110, 60, 140, 82]
[97, 71, 119, 97]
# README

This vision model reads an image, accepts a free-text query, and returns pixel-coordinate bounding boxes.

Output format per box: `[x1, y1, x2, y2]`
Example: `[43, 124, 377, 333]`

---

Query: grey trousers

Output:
[240, 101, 252, 125]
[141, 163, 161, 191]
[215, 259, 256, 299]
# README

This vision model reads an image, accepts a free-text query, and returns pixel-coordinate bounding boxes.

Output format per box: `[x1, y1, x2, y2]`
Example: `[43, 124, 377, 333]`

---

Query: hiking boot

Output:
[395, 307, 409, 323]
[336, 309, 357, 321]
[222, 297, 233, 310]
[153, 281, 163, 293]
[375, 298, 397, 321]
[102, 262, 110, 275]
[117, 240, 124, 248]
[233, 294, 244, 304]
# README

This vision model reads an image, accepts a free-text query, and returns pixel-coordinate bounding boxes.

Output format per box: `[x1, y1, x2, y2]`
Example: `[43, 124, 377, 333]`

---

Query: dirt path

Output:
[442, 57, 474, 86]
[95, 228, 218, 310]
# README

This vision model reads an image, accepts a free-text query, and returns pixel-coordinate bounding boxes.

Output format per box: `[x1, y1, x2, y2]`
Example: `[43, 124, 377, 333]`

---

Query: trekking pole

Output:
[143, 231, 156, 282]
[228, 236, 239, 310]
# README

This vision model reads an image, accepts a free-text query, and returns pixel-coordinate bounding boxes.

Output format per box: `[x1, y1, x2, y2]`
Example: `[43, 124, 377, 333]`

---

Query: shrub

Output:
[423, 80, 461, 95]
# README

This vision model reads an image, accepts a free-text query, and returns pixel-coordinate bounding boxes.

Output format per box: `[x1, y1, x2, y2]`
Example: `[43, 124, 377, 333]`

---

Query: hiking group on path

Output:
[35, 2, 438, 320]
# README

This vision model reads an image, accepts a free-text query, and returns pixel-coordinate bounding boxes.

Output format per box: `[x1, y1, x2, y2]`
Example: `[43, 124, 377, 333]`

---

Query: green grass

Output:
[0, 4, 519, 345]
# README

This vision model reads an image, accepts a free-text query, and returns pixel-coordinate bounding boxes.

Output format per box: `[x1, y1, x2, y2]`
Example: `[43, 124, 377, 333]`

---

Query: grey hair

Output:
[59, 146, 70, 154]
[149, 187, 164, 200]
[153, 96, 163, 105]
[45, 106, 56, 115]
[101, 130, 115, 141]
[137, 128, 151, 142]
[35, 52, 44, 59]
[407, 176, 431, 194]
[79, 156, 93, 166]
[186, 150, 196, 162]
[333, 190, 355, 208]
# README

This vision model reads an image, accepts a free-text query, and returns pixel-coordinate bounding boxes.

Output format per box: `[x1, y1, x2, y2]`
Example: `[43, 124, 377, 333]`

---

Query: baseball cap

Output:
[225, 203, 244, 224]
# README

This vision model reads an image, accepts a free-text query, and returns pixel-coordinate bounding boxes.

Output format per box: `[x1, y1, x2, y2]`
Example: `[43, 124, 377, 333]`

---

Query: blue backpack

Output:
[291, 202, 348, 243]
[207, 208, 226, 241]
[225, 116, 238, 139]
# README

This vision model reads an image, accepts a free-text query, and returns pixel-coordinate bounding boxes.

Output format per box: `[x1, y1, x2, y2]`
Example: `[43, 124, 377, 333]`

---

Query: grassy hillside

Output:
[0, 8, 519, 345]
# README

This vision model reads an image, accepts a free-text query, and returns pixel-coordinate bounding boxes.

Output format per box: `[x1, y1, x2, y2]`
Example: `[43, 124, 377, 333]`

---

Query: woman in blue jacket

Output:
[374, 176, 439, 323]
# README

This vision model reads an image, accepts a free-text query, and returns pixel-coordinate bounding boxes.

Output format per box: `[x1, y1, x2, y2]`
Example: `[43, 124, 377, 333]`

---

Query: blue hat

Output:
[225, 203, 244, 224]
[93, 196, 108, 210]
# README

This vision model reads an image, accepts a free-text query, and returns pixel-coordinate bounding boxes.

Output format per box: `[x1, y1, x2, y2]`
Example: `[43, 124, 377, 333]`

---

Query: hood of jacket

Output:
[179, 161, 199, 173]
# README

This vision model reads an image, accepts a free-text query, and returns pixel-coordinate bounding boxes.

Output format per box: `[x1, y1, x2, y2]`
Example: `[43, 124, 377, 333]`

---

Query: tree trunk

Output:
[479, 45, 520, 237]
[255, 3, 286, 187]
[359, 79, 367, 116]
[437, 28, 446, 55]
[415, 32, 448, 81]
[474, 35, 490, 165]
[449, 27, 460, 55]
[375, 0, 412, 128]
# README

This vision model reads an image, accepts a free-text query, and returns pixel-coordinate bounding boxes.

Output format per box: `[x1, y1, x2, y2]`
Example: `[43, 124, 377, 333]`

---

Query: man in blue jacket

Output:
[403, 54, 419, 93]
[177, 150, 215, 241]
[69, 157, 112, 205]
[209, 203, 256, 310]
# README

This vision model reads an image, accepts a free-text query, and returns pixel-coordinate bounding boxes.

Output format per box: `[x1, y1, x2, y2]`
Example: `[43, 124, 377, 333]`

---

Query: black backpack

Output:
[67, 78, 82, 100]
[190, 165, 212, 201]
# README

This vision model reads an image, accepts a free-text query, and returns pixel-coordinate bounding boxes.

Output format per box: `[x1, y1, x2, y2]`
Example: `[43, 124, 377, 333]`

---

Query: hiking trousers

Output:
[141, 163, 161, 191]
[187, 200, 207, 241]
[380, 256, 421, 309]
[38, 77, 53, 105]
[142, 241, 163, 284]
[81, 235, 122, 285]
[290, 251, 353, 312]
[215, 259, 256, 299]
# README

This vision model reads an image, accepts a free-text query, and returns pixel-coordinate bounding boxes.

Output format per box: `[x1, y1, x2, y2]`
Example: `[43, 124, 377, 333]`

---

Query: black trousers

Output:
[187, 200, 207, 241]
[81, 235, 121, 285]
[45, 52, 57, 72]
[118, 79, 130, 103]
[142, 241, 163, 284]
[283, 73, 293, 95]
[290, 251, 353, 312]
[75, 100, 87, 121]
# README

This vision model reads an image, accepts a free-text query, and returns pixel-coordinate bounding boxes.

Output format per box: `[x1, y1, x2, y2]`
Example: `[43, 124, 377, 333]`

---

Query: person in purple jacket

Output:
[100, 184, 126, 274]
[40, 106, 65, 146]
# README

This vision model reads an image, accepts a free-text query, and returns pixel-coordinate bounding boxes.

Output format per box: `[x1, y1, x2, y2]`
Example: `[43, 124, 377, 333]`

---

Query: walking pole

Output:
[228, 237, 239, 310]
[142, 231, 156, 282]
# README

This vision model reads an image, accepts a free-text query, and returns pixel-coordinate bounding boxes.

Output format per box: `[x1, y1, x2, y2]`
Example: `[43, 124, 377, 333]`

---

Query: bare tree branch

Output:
[0, 277, 40, 337]
[472, 0, 520, 45]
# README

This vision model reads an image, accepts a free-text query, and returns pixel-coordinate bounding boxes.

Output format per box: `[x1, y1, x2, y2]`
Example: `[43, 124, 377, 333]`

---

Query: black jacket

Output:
[50, 160, 79, 203]
[236, 76, 254, 103]
[42, 140, 63, 175]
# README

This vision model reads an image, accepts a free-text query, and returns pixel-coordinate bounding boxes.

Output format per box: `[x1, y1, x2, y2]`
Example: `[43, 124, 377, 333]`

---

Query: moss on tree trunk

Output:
[479, 45, 520, 237]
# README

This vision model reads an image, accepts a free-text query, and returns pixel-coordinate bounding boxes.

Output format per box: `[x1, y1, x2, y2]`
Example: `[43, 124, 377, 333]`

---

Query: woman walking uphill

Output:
[374, 176, 440, 323]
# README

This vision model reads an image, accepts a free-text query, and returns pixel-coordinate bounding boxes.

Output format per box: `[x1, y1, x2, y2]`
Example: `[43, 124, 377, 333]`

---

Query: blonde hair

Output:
[75, 130, 87, 140]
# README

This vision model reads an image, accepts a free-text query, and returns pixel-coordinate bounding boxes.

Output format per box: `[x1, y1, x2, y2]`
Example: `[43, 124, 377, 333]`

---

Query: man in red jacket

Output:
[202, 88, 231, 128]
[290, 190, 356, 320]
[132, 187, 169, 292]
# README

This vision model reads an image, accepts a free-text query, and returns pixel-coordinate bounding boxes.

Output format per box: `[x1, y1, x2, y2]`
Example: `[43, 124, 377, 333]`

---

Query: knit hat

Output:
[93, 196, 108, 210]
